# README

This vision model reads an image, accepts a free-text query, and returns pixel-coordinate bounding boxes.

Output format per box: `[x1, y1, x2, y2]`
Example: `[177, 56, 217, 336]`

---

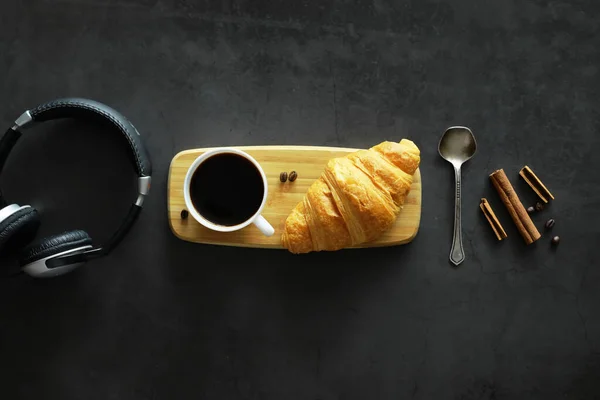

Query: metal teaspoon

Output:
[438, 126, 477, 266]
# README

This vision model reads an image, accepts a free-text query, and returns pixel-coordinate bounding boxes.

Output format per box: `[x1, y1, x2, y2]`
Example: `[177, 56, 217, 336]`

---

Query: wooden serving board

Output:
[168, 146, 421, 249]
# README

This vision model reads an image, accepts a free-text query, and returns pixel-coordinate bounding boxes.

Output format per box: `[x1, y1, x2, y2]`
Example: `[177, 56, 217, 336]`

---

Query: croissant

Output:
[281, 139, 420, 253]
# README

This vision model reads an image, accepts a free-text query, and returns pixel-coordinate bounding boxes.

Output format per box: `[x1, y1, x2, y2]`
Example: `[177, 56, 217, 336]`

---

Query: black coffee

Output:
[190, 153, 264, 226]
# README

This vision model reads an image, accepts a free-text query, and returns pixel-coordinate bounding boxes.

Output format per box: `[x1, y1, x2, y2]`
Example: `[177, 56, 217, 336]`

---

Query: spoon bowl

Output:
[438, 127, 477, 166]
[438, 126, 477, 266]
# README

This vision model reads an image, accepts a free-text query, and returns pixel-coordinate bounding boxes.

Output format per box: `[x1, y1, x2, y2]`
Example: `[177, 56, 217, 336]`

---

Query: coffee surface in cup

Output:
[190, 153, 264, 226]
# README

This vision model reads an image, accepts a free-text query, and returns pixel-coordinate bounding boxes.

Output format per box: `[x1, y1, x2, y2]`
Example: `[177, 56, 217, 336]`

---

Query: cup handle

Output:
[253, 214, 275, 237]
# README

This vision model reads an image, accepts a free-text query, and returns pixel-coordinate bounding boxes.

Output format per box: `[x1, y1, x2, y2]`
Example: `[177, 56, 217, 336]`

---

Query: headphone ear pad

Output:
[19, 230, 92, 267]
[0, 207, 41, 254]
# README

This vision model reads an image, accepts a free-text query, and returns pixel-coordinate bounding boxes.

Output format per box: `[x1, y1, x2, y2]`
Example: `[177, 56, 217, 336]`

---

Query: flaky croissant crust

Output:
[281, 139, 420, 253]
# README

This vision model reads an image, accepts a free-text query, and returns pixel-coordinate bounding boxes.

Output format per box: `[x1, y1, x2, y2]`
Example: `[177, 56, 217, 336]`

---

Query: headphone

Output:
[0, 98, 152, 278]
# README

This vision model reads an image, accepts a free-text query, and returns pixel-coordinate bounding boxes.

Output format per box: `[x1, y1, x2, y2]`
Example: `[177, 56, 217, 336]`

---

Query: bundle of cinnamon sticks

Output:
[483, 164, 555, 244]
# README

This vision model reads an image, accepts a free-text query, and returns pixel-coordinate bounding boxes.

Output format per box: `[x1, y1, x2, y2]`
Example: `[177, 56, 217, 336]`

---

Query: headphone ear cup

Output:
[0, 206, 40, 255]
[19, 230, 92, 267]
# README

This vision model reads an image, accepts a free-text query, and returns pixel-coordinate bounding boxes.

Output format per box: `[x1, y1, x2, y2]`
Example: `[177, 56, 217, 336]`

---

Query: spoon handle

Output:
[450, 165, 465, 266]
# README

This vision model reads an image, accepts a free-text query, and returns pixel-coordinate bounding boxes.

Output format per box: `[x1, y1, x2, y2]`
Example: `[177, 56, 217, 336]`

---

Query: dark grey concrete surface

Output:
[1, 0, 599, 399]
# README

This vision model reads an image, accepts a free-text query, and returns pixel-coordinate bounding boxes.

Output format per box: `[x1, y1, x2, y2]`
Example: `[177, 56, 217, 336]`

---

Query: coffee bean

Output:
[545, 218, 555, 230]
[289, 171, 298, 182]
[527, 206, 535, 214]
[280, 172, 288, 182]
[180, 209, 189, 219]
[551, 235, 560, 245]
[535, 202, 545, 212]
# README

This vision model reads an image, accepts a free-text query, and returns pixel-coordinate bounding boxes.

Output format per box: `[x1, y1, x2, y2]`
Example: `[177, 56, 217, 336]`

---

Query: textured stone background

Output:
[0, 1, 599, 399]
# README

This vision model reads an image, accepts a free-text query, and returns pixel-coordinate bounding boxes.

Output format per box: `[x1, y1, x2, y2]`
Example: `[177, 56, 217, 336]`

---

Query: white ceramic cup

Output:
[183, 148, 275, 236]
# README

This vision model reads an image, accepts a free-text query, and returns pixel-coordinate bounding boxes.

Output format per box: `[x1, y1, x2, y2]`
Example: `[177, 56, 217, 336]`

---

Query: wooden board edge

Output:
[399, 169, 422, 244]
[167, 152, 184, 240]
[405, 173, 422, 243]
[172, 145, 364, 156]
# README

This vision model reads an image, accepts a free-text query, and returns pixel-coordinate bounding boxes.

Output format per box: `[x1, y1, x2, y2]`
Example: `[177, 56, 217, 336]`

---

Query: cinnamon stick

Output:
[519, 165, 554, 203]
[489, 169, 541, 244]
[480, 198, 507, 240]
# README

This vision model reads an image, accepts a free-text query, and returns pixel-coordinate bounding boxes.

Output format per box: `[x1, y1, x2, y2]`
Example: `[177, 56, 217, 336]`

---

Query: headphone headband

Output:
[14, 98, 152, 177]
[1, 98, 152, 270]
